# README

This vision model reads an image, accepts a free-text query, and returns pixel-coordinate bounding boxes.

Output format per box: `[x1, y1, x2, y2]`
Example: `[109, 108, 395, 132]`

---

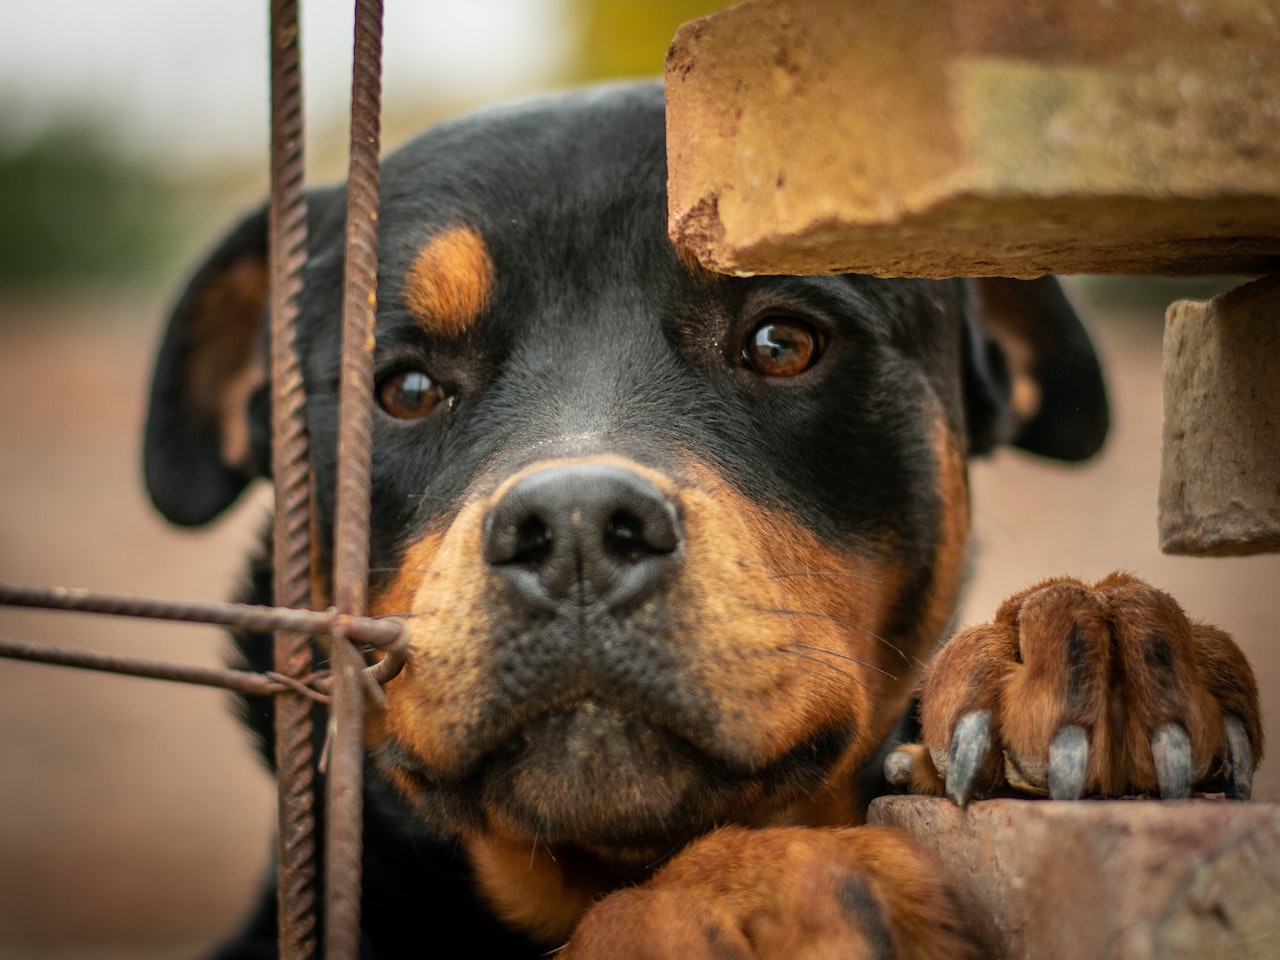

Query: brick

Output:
[867, 796, 1280, 960]
[665, 0, 1280, 278]
[1159, 275, 1280, 557]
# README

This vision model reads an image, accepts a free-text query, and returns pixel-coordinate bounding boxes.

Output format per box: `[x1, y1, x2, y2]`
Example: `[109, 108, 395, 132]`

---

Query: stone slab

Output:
[867, 795, 1280, 960]
[665, 0, 1280, 278]
[1159, 274, 1280, 556]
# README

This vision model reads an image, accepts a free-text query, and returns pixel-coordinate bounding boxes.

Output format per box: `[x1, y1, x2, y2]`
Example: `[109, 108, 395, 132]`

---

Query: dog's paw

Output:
[888, 573, 1263, 804]
[558, 826, 982, 960]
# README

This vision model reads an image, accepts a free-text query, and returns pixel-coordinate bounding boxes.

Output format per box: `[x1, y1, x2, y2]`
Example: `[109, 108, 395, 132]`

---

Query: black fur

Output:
[147, 83, 1108, 959]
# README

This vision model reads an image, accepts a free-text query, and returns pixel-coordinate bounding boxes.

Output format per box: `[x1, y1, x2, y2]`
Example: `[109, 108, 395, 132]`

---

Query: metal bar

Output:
[0, 636, 313, 697]
[325, 1, 384, 956]
[0, 583, 404, 649]
[267, 0, 319, 956]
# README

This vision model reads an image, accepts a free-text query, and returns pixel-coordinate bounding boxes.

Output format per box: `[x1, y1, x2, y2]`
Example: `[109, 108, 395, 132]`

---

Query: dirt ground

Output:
[1, 291, 1277, 959]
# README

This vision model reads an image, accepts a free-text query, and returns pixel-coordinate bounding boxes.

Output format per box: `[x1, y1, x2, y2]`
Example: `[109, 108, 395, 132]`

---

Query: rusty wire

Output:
[0, 583, 410, 708]
[325, 1, 385, 957]
[0, 635, 328, 700]
[267, 0, 320, 955]
[0, 583, 404, 650]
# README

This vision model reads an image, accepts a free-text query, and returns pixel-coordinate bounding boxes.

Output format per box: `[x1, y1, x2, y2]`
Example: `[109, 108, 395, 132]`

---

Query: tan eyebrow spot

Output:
[403, 225, 493, 338]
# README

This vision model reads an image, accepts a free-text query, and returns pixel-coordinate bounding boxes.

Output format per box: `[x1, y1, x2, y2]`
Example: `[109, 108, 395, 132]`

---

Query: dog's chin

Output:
[481, 701, 701, 849]
[477, 700, 714, 851]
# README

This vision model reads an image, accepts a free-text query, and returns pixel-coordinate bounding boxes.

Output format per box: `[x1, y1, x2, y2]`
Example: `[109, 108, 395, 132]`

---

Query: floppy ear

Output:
[962, 277, 1109, 462]
[145, 206, 272, 526]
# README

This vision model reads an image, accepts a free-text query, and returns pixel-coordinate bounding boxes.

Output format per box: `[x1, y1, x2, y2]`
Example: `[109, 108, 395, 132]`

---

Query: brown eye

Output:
[377, 369, 444, 419]
[743, 318, 824, 377]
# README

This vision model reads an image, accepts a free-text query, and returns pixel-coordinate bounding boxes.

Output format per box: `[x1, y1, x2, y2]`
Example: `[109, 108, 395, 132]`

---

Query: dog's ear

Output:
[145, 206, 272, 526]
[962, 277, 1109, 462]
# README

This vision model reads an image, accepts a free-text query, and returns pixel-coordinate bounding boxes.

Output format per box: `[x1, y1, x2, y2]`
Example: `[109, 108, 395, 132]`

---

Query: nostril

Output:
[513, 516, 553, 567]
[605, 510, 645, 563]
[483, 504, 545, 568]
[604, 509, 676, 563]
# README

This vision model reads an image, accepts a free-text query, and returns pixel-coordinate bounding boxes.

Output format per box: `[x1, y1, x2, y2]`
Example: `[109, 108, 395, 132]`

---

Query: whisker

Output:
[749, 604, 910, 666]
[782, 649, 871, 692]
[647, 840, 686, 872]
[768, 569, 884, 585]
[789, 641, 896, 681]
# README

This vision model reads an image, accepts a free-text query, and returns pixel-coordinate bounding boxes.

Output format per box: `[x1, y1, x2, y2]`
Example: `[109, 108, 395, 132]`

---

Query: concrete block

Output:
[1159, 274, 1280, 556]
[867, 795, 1280, 960]
[665, 0, 1280, 278]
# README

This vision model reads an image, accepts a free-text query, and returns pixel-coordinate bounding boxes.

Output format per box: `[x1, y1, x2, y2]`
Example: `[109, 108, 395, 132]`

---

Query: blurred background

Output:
[0, 2, 1275, 958]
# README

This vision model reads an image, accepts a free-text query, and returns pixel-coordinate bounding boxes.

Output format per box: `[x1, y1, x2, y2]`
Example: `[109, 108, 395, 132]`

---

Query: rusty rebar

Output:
[325, 1, 384, 957]
[0, 583, 404, 649]
[0, 5, 407, 954]
[268, 0, 319, 955]
[0, 636, 328, 700]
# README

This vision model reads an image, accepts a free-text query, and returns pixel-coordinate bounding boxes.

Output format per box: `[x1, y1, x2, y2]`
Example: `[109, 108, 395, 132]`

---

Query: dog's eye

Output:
[377, 369, 444, 419]
[742, 318, 824, 377]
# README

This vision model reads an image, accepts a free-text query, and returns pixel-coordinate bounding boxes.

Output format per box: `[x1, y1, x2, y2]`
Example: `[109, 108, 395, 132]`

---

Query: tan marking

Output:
[1009, 371, 1042, 424]
[373, 511, 500, 774]
[972, 278, 1053, 428]
[216, 359, 266, 468]
[402, 225, 493, 339]
[987, 325, 1043, 425]
[668, 459, 897, 772]
[465, 835, 647, 945]
[185, 257, 269, 470]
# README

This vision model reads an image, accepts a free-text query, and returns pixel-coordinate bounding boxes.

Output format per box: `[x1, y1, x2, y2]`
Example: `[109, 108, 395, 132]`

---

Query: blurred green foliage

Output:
[1071, 275, 1245, 321]
[0, 126, 191, 291]
[568, 0, 728, 81]
[0, 2, 731, 294]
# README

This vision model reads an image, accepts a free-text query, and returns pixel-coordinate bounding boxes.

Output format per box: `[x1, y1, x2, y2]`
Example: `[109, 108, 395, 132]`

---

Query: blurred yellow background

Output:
[1, 3, 1276, 958]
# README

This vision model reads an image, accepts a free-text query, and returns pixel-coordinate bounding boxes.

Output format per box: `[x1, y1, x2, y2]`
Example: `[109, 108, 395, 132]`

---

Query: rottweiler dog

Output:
[145, 83, 1262, 959]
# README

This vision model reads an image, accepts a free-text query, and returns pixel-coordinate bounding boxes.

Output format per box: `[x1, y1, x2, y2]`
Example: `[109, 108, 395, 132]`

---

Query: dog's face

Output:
[145, 83, 1105, 930]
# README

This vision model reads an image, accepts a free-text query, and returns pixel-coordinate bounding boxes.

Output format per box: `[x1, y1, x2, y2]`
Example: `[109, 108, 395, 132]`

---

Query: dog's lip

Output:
[377, 697, 710, 845]
[490, 698, 704, 772]
[382, 693, 743, 800]
[417, 669, 718, 775]
[387, 688, 855, 785]
[380, 697, 858, 849]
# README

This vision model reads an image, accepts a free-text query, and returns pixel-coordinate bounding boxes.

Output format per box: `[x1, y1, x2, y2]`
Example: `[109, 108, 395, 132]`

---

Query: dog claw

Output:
[1151, 722, 1192, 799]
[1048, 725, 1089, 800]
[945, 710, 992, 806]
[884, 748, 914, 787]
[1222, 715, 1254, 800]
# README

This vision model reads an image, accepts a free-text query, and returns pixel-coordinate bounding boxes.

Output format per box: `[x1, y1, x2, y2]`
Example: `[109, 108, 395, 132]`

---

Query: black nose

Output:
[483, 462, 681, 610]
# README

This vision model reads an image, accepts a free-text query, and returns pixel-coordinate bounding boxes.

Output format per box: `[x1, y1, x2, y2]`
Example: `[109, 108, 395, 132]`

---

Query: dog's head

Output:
[146, 83, 1105, 935]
